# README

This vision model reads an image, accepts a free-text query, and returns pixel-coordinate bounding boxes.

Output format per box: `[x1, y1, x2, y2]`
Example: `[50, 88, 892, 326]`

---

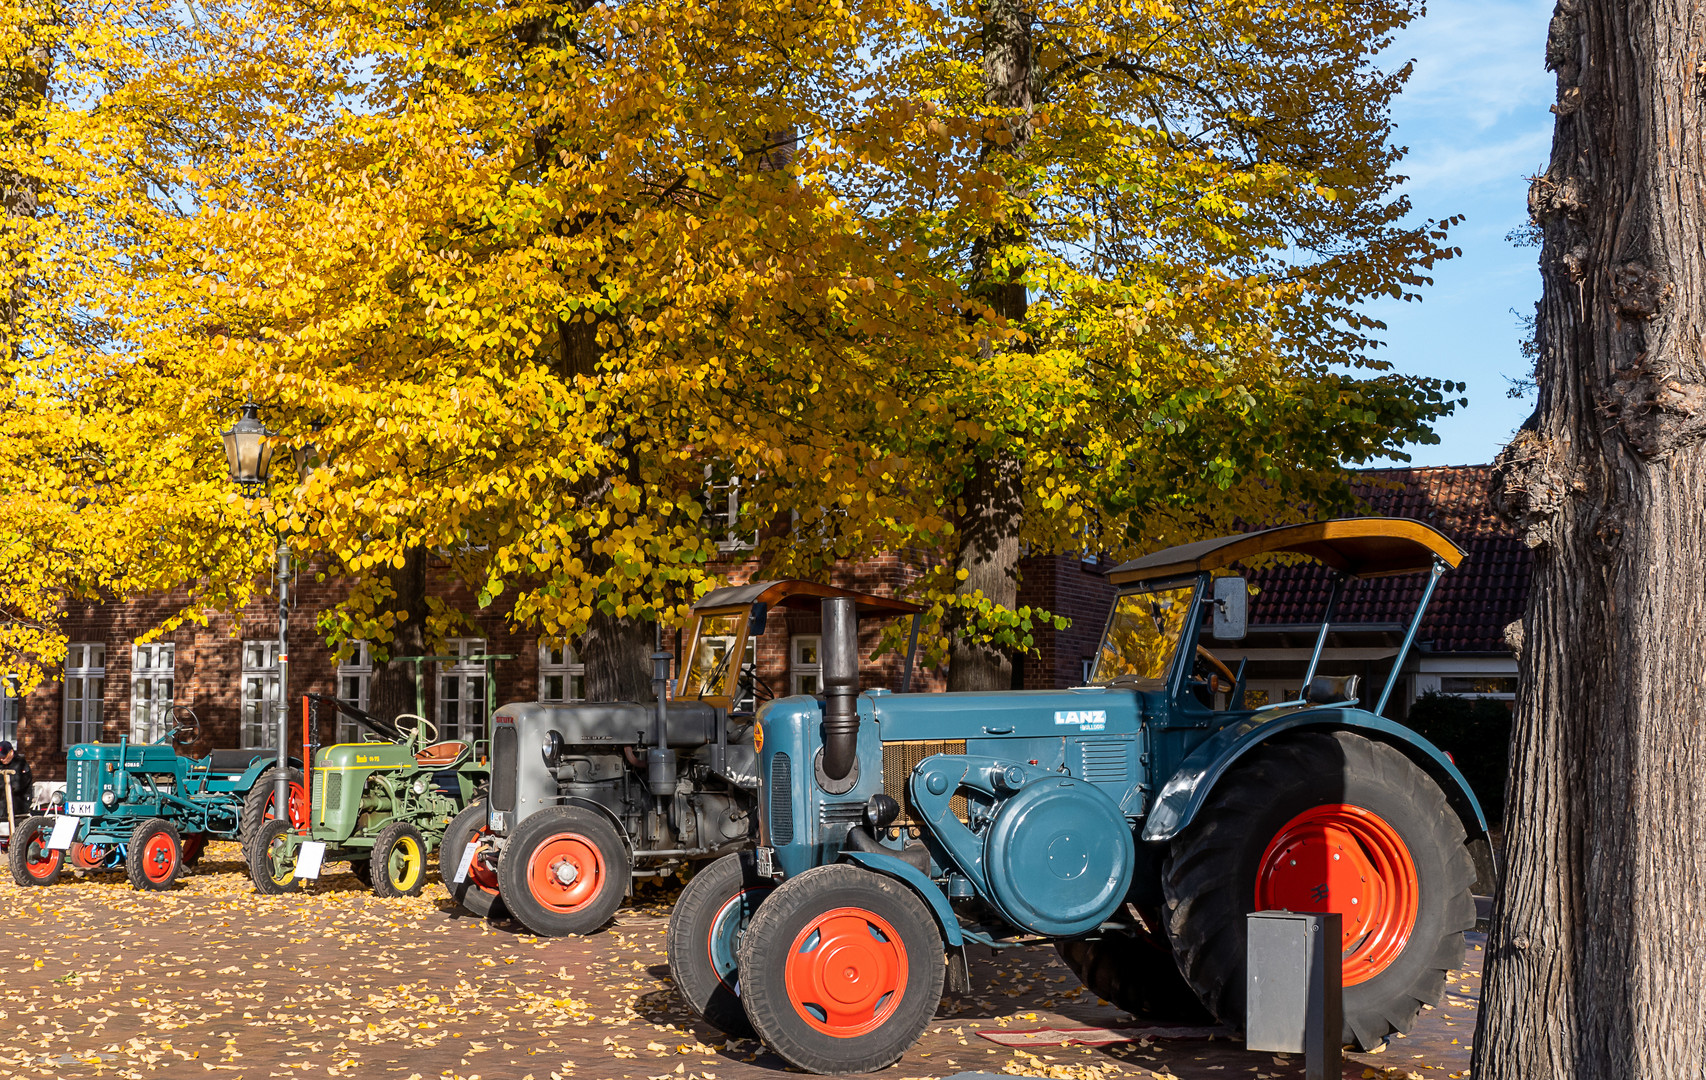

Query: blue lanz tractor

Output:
[666, 518, 1491, 1074]
[10, 707, 304, 891]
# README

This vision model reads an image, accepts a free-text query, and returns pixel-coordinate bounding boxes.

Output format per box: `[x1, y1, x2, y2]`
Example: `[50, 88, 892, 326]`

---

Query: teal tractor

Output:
[666, 518, 1492, 1074]
[246, 695, 490, 897]
[9, 706, 305, 891]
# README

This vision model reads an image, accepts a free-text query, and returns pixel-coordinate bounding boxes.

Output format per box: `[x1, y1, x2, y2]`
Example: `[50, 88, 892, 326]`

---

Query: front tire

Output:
[737, 864, 945, 1075]
[496, 806, 627, 936]
[126, 819, 183, 891]
[247, 818, 303, 895]
[1161, 731, 1476, 1049]
[9, 816, 64, 886]
[1054, 907, 1212, 1023]
[439, 800, 506, 919]
[371, 821, 429, 898]
[667, 852, 775, 1037]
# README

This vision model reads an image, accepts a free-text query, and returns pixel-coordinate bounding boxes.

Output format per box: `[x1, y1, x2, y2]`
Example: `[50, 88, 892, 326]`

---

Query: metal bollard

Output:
[1246, 911, 1342, 1080]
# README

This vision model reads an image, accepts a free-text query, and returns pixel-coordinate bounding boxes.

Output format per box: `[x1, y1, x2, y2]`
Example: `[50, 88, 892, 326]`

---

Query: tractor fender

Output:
[1140, 707, 1489, 844]
[838, 849, 964, 948]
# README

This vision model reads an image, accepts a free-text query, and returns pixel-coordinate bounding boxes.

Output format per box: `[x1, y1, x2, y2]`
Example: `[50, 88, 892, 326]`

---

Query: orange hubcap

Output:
[1255, 804, 1419, 986]
[142, 833, 177, 883]
[25, 837, 60, 878]
[784, 907, 908, 1036]
[526, 834, 605, 912]
[466, 825, 499, 896]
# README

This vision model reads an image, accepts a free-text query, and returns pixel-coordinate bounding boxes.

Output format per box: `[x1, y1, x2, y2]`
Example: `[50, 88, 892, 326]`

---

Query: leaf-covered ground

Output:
[0, 844, 1480, 1080]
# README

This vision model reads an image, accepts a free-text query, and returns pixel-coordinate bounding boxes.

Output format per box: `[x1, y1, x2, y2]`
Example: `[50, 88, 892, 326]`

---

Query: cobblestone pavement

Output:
[0, 844, 1481, 1080]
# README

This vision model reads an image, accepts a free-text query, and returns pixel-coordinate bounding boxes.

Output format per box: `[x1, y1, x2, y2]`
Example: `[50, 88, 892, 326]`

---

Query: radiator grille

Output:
[66, 759, 98, 803]
[882, 740, 968, 826]
[490, 725, 518, 812]
[769, 753, 794, 844]
[324, 772, 343, 812]
[819, 801, 866, 830]
[1077, 742, 1132, 784]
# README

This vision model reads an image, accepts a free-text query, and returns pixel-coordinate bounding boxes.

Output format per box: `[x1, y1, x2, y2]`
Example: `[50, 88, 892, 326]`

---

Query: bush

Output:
[1403, 692, 1512, 825]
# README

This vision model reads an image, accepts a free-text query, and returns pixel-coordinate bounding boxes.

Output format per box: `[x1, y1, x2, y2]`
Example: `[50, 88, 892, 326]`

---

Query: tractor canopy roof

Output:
[1106, 517, 1465, 587]
[692, 579, 921, 617]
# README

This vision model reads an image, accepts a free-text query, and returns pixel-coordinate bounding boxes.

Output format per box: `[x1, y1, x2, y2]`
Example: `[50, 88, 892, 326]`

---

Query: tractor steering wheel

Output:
[170, 706, 202, 749]
[394, 713, 440, 746]
[1190, 646, 1237, 702]
[740, 664, 777, 704]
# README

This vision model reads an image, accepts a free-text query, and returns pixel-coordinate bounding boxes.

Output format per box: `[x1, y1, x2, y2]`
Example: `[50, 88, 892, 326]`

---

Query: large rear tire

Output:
[9, 816, 63, 886]
[439, 800, 506, 919]
[239, 767, 308, 850]
[1054, 907, 1213, 1023]
[737, 864, 944, 1075]
[667, 852, 775, 1037]
[1161, 730, 1476, 1049]
[496, 806, 627, 936]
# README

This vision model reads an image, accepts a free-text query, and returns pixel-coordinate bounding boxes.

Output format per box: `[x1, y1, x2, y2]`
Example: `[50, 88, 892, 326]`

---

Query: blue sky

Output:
[1362, 0, 1556, 467]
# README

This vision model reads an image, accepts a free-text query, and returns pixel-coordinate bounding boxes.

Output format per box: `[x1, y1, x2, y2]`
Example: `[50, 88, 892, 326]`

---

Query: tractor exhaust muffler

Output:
[819, 596, 860, 785]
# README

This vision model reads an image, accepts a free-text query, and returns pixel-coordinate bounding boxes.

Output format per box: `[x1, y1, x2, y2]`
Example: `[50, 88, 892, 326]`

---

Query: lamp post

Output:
[221, 403, 292, 828]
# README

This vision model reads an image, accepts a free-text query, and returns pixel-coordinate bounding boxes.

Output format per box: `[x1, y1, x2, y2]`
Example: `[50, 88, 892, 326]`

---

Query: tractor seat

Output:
[198, 749, 273, 772]
[416, 741, 470, 768]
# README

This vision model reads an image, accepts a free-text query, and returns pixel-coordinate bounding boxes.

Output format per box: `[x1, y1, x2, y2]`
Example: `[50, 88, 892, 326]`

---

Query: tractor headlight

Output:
[100, 790, 117, 807]
[411, 777, 428, 795]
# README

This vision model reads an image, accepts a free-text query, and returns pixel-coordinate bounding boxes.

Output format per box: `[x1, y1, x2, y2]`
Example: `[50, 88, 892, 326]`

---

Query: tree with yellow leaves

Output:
[2, 0, 1460, 698]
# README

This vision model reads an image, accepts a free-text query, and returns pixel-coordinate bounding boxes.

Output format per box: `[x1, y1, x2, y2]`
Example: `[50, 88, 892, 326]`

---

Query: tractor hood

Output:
[317, 742, 416, 771]
[863, 686, 1144, 741]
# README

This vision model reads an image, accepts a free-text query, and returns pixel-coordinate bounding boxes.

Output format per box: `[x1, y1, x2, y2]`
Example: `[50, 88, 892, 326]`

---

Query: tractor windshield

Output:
[682, 612, 747, 700]
[1092, 582, 1198, 688]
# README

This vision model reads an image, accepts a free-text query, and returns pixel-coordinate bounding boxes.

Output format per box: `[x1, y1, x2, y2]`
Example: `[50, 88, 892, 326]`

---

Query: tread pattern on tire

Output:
[239, 767, 305, 849]
[666, 852, 770, 1037]
[371, 820, 428, 898]
[246, 818, 303, 894]
[495, 806, 627, 937]
[439, 800, 506, 919]
[1161, 730, 1476, 1049]
[1053, 911, 1212, 1023]
[8, 816, 62, 886]
[125, 818, 183, 891]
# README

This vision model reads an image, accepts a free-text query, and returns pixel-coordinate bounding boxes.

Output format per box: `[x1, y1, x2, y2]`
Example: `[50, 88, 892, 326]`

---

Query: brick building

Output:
[5, 465, 1524, 780]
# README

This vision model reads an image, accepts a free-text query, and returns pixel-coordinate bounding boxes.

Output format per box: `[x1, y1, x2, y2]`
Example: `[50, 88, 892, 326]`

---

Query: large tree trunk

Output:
[949, 0, 1032, 692]
[1477, 0, 1706, 1073]
[368, 547, 431, 720]
[2, 4, 49, 365]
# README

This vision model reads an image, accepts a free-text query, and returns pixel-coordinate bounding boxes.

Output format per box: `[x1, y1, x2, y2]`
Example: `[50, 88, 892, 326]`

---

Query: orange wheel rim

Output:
[1255, 804, 1419, 986]
[71, 842, 108, 871]
[142, 833, 177, 883]
[25, 836, 61, 879]
[783, 907, 909, 1037]
[526, 833, 606, 912]
[467, 826, 500, 896]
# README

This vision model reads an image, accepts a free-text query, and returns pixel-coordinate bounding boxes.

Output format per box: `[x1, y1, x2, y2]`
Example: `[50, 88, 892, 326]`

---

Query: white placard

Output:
[294, 840, 326, 879]
[453, 840, 478, 884]
[47, 815, 80, 850]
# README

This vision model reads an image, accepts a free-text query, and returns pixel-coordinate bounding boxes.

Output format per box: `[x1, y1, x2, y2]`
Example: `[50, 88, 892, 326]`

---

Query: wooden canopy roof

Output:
[1106, 517, 1465, 586]
[692, 579, 922, 616]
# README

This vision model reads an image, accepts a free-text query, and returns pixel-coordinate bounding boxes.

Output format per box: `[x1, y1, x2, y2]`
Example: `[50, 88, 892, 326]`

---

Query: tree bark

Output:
[949, 0, 1032, 692]
[1478, 0, 1706, 1073]
[2, 4, 49, 365]
[367, 547, 431, 720]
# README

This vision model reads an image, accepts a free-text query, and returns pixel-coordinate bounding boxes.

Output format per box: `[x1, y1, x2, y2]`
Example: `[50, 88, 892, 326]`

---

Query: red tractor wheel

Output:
[495, 805, 626, 936]
[70, 842, 114, 873]
[736, 864, 944, 1075]
[439, 800, 506, 919]
[666, 852, 775, 1037]
[1161, 731, 1476, 1050]
[180, 833, 208, 868]
[8, 816, 64, 886]
[239, 767, 308, 851]
[125, 819, 184, 891]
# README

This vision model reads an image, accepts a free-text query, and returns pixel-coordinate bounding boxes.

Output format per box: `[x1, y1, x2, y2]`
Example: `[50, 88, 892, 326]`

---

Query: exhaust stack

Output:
[819, 596, 860, 784]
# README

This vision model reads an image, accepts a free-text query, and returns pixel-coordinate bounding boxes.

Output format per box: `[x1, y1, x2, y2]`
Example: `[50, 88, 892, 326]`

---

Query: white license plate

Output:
[66, 801, 97, 816]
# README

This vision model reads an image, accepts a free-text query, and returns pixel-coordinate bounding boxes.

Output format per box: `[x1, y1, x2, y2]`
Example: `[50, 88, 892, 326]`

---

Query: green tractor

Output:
[247, 695, 488, 897]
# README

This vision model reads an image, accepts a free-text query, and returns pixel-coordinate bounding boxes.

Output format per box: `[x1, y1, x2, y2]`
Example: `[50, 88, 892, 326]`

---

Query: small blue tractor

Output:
[9, 707, 305, 891]
[666, 519, 1492, 1073]
[455, 581, 920, 937]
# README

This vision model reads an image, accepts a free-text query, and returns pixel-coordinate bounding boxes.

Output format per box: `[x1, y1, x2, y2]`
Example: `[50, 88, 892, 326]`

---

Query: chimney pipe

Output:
[819, 597, 860, 783]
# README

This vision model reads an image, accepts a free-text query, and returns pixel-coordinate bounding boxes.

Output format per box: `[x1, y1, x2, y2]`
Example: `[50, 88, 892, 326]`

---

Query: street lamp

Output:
[220, 402, 293, 828]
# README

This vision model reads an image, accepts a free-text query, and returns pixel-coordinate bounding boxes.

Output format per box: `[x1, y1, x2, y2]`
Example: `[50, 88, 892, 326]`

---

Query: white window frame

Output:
[130, 642, 176, 744]
[241, 640, 283, 748]
[0, 677, 20, 745]
[438, 638, 488, 742]
[336, 641, 373, 742]
[63, 643, 106, 745]
[538, 643, 585, 704]
[790, 635, 822, 696]
[704, 467, 758, 553]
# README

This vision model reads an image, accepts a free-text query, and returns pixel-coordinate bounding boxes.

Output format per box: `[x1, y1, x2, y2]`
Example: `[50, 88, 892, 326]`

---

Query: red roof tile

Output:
[1243, 466, 1527, 653]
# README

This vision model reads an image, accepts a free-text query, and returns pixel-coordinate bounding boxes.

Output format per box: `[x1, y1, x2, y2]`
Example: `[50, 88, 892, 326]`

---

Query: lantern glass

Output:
[221, 404, 275, 484]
